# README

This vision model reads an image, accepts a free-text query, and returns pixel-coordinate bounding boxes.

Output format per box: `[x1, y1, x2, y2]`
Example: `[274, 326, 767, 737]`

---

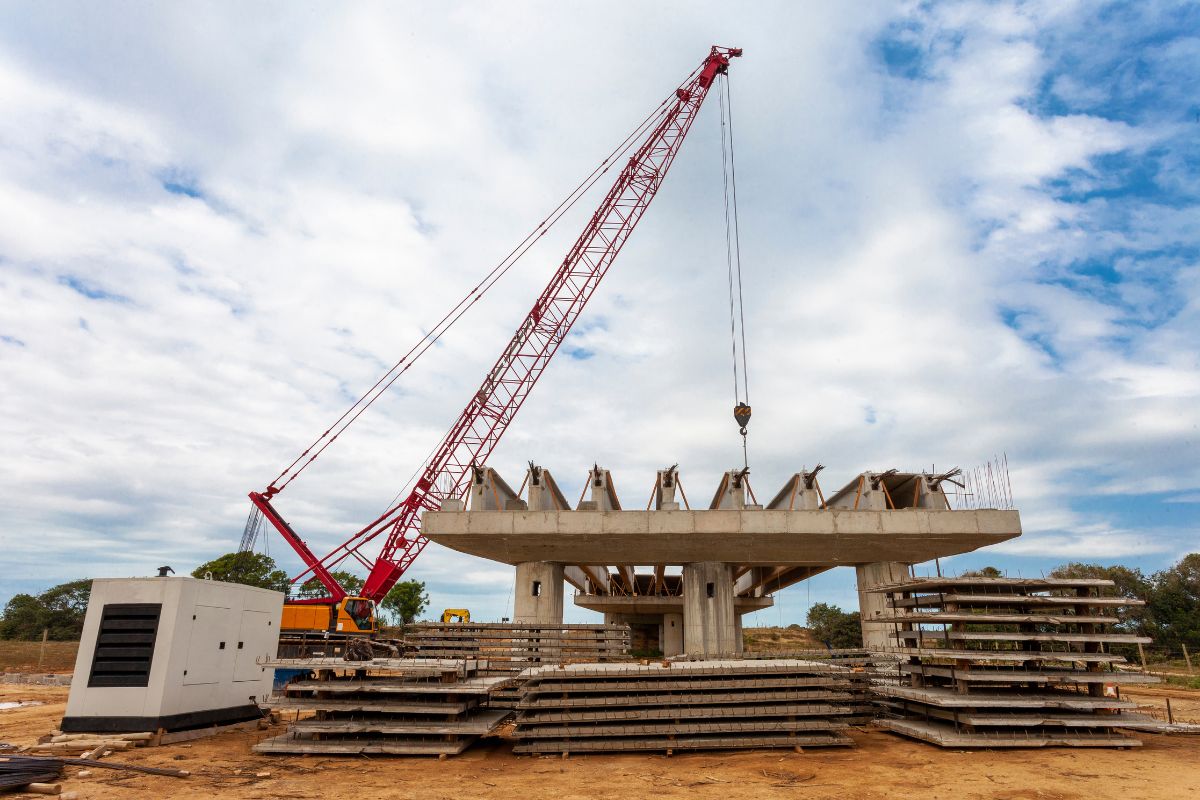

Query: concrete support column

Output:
[661, 612, 684, 657]
[683, 561, 738, 657]
[513, 562, 564, 625]
[856, 561, 910, 650]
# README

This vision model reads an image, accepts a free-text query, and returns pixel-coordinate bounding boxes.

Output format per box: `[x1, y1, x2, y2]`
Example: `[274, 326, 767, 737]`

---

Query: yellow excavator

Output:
[442, 608, 470, 624]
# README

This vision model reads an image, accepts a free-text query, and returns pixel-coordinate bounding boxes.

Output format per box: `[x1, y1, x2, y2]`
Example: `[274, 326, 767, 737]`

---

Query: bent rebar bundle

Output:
[0, 756, 63, 793]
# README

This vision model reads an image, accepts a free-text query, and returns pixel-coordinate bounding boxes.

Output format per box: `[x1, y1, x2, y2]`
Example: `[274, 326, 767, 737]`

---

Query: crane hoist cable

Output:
[718, 71, 751, 470]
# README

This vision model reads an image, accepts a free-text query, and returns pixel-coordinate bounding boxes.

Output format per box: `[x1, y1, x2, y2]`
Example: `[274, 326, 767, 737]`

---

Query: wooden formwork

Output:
[512, 659, 869, 755]
[254, 658, 514, 757]
[868, 577, 1159, 748]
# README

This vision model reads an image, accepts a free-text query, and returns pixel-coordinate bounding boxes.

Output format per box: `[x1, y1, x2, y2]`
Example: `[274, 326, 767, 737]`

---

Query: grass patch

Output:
[1163, 674, 1200, 691]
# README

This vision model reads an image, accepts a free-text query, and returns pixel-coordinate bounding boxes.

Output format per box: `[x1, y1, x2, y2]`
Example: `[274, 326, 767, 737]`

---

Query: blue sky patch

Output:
[998, 306, 1063, 367]
[876, 35, 927, 81]
[58, 274, 130, 303]
[160, 170, 204, 200]
[566, 346, 594, 360]
[1072, 490, 1200, 534]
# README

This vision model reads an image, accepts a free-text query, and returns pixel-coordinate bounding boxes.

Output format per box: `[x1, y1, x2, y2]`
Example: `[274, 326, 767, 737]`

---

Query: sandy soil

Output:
[2, 684, 1198, 800]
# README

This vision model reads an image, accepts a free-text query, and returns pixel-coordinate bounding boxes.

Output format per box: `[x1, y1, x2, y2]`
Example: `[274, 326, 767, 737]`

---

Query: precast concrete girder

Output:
[525, 464, 571, 511]
[767, 469, 825, 511]
[469, 467, 526, 511]
[579, 465, 621, 511]
[428, 463, 1021, 657]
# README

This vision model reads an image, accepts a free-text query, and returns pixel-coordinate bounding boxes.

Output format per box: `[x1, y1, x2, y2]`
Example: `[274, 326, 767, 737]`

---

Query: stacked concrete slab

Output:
[512, 659, 863, 755]
[404, 622, 632, 709]
[403, 622, 631, 675]
[254, 658, 512, 756]
[733, 648, 896, 724]
[869, 577, 1160, 747]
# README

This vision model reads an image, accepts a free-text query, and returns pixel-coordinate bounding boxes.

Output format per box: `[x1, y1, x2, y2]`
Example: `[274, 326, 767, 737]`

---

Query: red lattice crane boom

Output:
[249, 46, 742, 604]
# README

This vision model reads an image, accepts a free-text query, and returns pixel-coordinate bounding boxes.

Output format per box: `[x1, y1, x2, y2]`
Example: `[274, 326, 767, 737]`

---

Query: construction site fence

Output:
[1135, 646, 1200, 680]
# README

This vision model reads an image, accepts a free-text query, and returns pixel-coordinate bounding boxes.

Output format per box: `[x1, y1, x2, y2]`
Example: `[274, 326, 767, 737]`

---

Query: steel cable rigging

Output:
[718, 71, 752, 469]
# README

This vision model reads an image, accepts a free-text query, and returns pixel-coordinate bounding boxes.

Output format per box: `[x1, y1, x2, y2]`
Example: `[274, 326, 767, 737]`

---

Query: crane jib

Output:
[253, 46, 743, 603]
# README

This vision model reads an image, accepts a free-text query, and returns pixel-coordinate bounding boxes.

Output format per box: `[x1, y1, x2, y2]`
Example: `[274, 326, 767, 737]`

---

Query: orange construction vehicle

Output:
[281, 596, 377, 636]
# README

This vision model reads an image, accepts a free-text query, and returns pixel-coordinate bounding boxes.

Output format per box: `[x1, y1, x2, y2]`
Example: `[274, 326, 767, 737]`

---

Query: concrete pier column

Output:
[683, 561, 738, 657]
[513, 562, 564, 624]
[856, 561, 910, 650]
[661, 612, 684, 657]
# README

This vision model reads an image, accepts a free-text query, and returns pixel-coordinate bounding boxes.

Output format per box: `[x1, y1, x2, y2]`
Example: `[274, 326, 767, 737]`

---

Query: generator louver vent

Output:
[87, 603, 162, 688]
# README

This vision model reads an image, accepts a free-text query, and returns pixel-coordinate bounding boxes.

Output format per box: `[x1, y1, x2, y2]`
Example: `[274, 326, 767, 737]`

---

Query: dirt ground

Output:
[2, 684, 1198, 799]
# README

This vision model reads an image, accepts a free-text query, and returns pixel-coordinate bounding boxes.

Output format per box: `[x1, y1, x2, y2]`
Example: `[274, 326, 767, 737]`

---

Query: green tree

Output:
[806, 602, 862, 649]
[382, 580, 429, 625]
[1048, 562, 1152, 637]
[297, 571, 364, 598]
[1145, 553, 1200, 652]
[0, 579, 92, 640]
[960, 566, 1003, 578]
[191, 552, 289, 593]
[0, 593, 47, 640]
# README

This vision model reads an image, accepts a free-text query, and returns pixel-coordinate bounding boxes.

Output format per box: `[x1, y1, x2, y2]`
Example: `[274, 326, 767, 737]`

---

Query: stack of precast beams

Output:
[403, 622, 631, 674]
[868, 576, 1160, 747]
[513, 659, 868, 755]
[404, 622, 631, 708]
[255, 658, 512, 756]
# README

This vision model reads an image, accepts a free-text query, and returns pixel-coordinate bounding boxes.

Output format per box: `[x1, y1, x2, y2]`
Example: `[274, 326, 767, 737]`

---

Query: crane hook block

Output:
[734, 403, 752, 431]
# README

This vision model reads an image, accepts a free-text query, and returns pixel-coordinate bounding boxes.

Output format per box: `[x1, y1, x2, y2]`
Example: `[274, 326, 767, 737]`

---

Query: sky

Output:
[0, 1, 1197, 626]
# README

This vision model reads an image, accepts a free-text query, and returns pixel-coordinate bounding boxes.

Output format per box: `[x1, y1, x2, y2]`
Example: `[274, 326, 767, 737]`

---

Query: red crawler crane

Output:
[247, 46, 742, 627]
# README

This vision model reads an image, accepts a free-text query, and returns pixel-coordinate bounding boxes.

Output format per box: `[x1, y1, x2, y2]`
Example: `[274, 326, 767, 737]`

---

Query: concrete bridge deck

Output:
[422, 508, 1019, 565]
[420, 463, 1021, 657]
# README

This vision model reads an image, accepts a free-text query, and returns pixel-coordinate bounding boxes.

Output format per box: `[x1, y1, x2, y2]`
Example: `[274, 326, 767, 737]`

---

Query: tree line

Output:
[0, 551, 429, 640]
[3, 552, 1196, 647]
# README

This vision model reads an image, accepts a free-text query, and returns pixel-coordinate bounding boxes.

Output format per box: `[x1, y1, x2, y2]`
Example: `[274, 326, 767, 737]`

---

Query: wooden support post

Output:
[1137, 643, 1147, 671]
[38, 628, 49, 668]
[1166, 697, 1174, 725]
[83, 742, 109, 760]
[1183, 644, 1194, 674]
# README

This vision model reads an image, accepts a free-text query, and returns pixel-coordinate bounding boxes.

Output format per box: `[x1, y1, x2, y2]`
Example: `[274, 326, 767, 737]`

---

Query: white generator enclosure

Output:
[62, 577, 283, 733]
